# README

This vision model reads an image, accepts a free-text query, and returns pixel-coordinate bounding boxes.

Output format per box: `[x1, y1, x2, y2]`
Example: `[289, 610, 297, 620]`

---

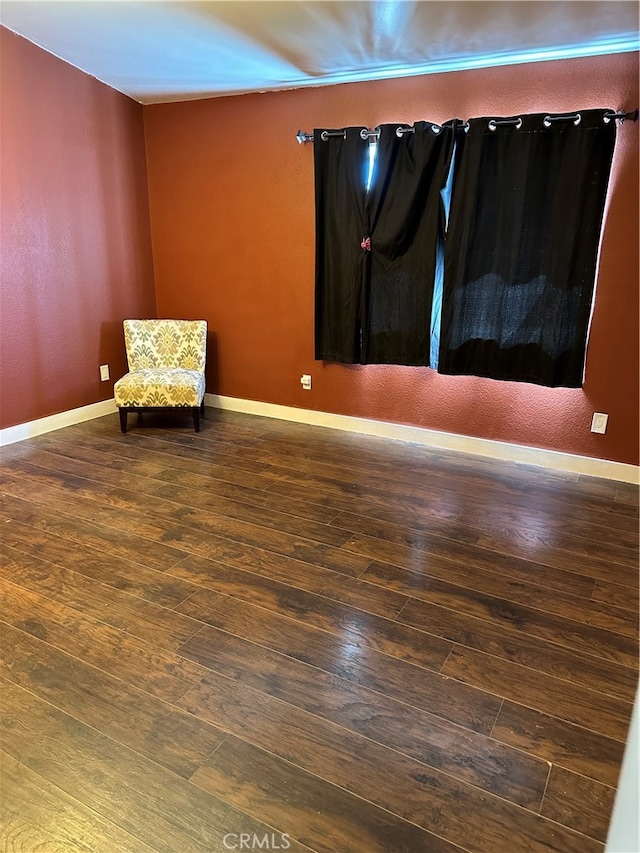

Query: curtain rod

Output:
[295, 109, 639, 143]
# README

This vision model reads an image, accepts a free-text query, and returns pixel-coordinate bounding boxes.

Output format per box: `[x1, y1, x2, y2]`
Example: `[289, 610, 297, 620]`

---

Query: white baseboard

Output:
[205, 393, 639, 484]
[2, 393, 637, 484]
[0, 398, 117, 447]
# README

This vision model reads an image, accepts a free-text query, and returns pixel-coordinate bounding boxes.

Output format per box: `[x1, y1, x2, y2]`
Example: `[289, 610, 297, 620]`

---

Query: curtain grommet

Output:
[319, 129, 347, 142]
[543, 113, 581, 128]
[489, 117, 522, 131]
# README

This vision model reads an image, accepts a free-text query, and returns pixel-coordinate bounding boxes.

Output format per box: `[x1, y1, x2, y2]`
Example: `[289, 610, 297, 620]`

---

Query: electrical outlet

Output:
[100, 364, 110, 381]
[300, 374, 312, 390]
[591, 412, 608, 434]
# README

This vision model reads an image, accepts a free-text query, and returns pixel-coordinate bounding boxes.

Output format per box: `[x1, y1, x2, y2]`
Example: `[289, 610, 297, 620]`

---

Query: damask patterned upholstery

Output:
[122, 319, 207, 373]
[114, 319, 207, 432]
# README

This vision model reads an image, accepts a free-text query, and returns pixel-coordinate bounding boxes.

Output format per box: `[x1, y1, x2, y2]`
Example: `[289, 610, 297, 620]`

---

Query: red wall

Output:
[144, 53, 639, 466]
[2, 30, 637, 466]
[0, 28, 156, 430]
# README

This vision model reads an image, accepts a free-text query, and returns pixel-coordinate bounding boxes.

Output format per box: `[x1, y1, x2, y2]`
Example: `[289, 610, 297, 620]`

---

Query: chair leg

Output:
[119, 408, 128, 434]
[193, 406, 201, 432]
[200, 399, 205, 418]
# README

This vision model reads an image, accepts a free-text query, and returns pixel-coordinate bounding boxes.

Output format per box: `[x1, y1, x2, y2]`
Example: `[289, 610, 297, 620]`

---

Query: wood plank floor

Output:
[0, 408, 638, 853]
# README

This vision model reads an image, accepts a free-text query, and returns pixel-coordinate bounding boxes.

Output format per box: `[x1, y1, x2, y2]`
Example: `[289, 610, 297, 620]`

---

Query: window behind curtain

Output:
[362, 122, 455, 365]
[439, 110, 617, 387]
[314, 122, 454, 366]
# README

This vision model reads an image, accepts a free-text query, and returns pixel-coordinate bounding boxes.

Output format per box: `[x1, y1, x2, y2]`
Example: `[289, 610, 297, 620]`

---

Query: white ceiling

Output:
[1, 1, 638, 105]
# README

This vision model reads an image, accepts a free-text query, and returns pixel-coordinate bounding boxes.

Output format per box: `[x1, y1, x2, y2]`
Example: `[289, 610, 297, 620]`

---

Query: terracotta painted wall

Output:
[0, 28, 156, 430]
[147, 54, 636, 465]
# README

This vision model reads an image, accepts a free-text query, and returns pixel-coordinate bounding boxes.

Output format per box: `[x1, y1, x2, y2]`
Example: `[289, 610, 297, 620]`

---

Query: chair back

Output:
[123, 319, 207, 372]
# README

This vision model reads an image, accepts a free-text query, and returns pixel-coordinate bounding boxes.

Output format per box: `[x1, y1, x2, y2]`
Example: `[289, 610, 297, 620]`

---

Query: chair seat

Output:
[114, 368, 205, 408]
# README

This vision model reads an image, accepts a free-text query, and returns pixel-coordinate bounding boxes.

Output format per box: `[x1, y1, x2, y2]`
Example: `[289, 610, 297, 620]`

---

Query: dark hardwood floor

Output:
[0, 407, 638, 852]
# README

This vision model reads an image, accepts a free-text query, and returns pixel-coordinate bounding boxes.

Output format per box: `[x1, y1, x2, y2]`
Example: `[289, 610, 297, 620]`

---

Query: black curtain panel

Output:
[314, 122, 455, 366]
[314, 127, 369, 363]
[362, 121, 456, 365]
[439, 109, 616, 387]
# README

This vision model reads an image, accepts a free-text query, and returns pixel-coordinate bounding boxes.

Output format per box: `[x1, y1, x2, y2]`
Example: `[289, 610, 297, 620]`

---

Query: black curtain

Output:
[314, 122, 454, 365]
[439, 109, 616, 387]
[362, 121, 455, 365]
[314, 127, 369, 363]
